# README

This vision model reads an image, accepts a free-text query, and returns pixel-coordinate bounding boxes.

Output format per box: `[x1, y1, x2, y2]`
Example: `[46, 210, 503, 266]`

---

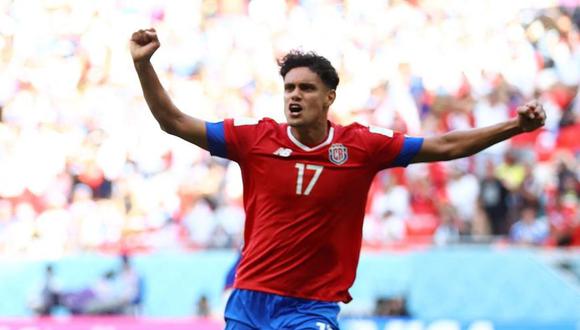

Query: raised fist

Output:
[517, 100, 546, 132]
[130, 28, 160, 63]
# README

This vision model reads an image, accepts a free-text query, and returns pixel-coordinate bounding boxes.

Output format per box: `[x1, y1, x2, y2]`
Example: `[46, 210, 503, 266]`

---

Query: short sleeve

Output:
[221, 118, 261, 163]
[206, 121, 227, 158]
[362, 126, 422, 170]
[390, 136, 424, 168]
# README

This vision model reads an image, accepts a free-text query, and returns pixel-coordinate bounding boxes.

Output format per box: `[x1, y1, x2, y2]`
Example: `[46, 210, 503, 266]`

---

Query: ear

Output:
[325, 89, 336, 108]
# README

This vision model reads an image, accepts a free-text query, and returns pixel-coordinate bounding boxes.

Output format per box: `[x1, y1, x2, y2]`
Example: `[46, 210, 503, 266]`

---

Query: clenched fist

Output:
[130, 28, 160, 63]
[517, 100, 546, 132]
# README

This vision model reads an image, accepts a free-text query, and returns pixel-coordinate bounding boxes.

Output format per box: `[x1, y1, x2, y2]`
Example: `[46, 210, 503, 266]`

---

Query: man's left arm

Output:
[411, 100, 546, 163]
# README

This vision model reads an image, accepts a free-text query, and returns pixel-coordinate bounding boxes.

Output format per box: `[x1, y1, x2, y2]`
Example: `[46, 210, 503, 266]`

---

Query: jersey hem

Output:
[233, 283, 350, 303]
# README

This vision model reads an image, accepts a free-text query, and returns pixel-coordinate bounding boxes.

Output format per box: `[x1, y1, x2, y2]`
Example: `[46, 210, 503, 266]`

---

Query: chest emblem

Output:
[328, 143, 348, 165]
[273, 147, 293, 157]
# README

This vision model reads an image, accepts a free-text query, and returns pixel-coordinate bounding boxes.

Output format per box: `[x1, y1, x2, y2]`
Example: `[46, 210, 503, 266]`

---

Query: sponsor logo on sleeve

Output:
[369, 126, 394, 137]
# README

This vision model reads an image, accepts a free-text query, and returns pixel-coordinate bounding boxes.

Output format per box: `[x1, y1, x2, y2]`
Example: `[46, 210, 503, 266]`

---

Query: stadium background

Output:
[0, 0, 578, 329]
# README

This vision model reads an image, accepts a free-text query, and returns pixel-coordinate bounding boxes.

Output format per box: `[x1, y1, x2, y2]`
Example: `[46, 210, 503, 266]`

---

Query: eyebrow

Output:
[284, 82, 317, 89]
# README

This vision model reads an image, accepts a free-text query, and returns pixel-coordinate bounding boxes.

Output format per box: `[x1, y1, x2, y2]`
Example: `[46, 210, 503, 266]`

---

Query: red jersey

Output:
[207, 118, 422, 302]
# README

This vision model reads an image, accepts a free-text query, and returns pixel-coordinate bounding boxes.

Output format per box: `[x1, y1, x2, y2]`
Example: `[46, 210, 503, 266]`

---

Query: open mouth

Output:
[289, 104, 303, 113]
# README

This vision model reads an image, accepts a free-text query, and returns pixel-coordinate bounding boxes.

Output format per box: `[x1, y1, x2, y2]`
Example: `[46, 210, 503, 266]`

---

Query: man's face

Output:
[283, 67, 335, 128]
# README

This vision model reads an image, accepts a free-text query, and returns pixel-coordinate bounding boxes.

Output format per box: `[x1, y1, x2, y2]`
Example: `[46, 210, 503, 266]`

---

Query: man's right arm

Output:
[410, 101, 545, 163]
[131, 28, 208, 150]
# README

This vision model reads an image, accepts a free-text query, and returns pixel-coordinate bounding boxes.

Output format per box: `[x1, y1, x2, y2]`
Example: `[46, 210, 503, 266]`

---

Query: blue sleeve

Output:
[206, 121, 227, 158]
[391, 136, 423, 167]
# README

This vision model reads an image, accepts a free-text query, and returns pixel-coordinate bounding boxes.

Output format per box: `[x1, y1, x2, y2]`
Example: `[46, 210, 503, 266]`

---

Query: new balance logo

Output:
[273, 147, 292, 157]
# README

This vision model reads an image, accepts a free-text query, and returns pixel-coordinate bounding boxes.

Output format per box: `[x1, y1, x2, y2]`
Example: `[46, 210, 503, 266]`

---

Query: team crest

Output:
[328, 144, 348, 165]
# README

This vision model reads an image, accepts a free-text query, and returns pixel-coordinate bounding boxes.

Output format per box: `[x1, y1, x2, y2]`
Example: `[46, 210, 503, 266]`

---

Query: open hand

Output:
[130, 28, 160, 63]
[517, 100, 546, 132]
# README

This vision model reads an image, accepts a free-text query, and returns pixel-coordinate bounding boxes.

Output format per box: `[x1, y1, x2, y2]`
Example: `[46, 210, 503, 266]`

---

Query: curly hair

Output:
[278, 50, 339, 90]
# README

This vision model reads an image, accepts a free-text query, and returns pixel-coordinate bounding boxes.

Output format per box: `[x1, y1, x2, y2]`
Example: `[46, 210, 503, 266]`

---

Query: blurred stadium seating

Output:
[0, 0, 579, 329]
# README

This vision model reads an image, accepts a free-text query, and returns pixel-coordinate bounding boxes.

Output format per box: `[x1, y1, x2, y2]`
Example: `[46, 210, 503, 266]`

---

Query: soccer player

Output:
[130, 28, 546, 330]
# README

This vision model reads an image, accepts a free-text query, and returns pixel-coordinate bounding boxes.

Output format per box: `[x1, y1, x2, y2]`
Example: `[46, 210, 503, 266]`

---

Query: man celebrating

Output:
[130, 28, 545, 330]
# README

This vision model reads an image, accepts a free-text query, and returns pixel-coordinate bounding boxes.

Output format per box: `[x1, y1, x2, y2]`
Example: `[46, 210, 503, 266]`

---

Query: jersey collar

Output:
[286, 125, 335, 152]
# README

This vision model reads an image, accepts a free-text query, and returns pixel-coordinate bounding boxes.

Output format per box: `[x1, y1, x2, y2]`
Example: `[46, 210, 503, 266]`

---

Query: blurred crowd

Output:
[0, 0, 579, 258]
[28, 255, 143, 316]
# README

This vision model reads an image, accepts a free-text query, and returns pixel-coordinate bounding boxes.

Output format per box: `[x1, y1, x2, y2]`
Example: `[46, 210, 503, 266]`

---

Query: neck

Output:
[290, 121, 329, 147]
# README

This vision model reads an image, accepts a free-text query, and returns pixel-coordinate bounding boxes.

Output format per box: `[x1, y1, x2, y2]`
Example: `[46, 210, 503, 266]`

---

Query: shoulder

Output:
[225, 117, 282, 135]
[339, 122, 366, 131]
[225, 117, 285, 145]
[338, 122, 396, 138]
[229, 117, 280, 128]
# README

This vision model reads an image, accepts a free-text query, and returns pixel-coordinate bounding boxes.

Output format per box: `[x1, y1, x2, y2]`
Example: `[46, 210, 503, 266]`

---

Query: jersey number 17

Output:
[294, 163, 323, 196]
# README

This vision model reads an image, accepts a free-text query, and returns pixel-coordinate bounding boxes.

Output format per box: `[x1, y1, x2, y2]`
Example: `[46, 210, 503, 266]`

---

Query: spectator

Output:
[28, 264, 61, 316]
[446, 162, 480, 235]
[373, 296, 410, 317]
[496, 150, 527, 192]
[196, 295, 210, 317]
[60, 269, 121, 315]
[365, 175, 410, 245]
[479, 160, 512, 236]
[434, 205, 461, 246]
[547, 194, 579, 246]
[370, 174, 411, 220]
[118, 254, 144, 315]
[510, 205, 549, 245]
[57, 255, 142, 315]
